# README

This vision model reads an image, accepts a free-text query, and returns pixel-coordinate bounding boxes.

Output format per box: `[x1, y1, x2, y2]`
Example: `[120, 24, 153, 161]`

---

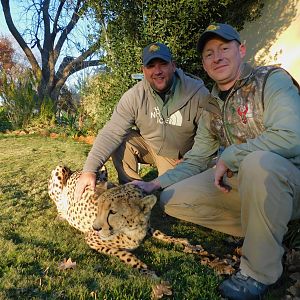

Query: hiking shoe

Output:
[219, 271, 269, 300]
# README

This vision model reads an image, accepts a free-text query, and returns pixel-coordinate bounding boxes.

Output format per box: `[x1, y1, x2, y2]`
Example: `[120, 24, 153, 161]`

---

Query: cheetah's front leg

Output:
[85, 231, 158, 278]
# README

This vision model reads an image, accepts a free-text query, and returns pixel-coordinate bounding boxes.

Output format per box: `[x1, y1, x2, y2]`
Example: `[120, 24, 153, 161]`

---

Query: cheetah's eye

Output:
[109, 209, 117, 215]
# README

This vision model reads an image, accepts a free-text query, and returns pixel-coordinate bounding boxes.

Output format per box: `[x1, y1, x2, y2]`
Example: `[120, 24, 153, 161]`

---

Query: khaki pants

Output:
[160, 151, 300, 285]
[111, 130, 178, 183]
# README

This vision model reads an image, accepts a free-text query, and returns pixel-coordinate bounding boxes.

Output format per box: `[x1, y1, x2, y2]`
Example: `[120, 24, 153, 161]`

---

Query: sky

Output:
[0, 8, 10, 36]
[0, 3, 27, 57]
[0, 3, 96, 87]
[1, 1, 34, 37]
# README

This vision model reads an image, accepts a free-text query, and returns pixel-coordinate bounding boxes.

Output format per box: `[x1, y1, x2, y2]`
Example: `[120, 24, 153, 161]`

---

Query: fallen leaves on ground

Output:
[182, 242, 300, 299]
[286, 249, 300, 273]
[58, 258, 77, 270]
[200, 255, 237, 275]
[183, 243, 241, 276]
[283, 249, 300, 299]
[184, 241, 300, 299]
[151, 281, 172, 300]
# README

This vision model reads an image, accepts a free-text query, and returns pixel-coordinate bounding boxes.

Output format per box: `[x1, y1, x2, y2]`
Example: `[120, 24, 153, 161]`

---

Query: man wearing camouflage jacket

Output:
[132, 23, 300, 300]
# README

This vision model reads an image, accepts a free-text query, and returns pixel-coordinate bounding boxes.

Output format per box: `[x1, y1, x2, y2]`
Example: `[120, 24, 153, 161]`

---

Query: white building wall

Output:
[240, 0, 300, 82]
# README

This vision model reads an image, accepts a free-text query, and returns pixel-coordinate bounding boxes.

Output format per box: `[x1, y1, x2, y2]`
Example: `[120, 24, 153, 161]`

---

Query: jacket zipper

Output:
[222, 89, 235, 146]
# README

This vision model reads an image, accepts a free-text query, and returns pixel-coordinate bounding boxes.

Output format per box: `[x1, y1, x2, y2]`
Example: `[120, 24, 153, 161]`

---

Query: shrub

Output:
[80, 72, 130, 133]
[0, 106, 12, 132]
[0, 71, 37, 129]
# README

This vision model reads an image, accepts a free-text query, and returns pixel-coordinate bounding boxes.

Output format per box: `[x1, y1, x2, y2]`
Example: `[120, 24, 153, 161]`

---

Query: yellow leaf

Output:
[58, 258, 77, 270]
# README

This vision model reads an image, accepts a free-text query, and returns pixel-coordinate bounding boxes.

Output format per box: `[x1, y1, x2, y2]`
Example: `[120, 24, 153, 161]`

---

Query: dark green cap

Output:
[142, 42, 172, 66]
[197, 23, 241, 53]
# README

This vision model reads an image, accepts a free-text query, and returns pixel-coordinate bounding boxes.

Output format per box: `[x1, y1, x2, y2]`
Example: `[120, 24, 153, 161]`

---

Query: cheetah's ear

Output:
[95, 180, 115, 190]
[139, 195, 157, 214]
[106, 181, 116, 189]
[94, 181, 116, 198]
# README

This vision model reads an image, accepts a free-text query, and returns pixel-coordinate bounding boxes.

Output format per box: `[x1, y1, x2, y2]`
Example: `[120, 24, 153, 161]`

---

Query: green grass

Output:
[0, 133, 287, 299]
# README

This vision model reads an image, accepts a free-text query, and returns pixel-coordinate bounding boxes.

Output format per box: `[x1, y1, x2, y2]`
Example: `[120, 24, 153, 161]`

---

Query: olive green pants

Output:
[111, 130, 178, 183]
[160, 151, 300, 285]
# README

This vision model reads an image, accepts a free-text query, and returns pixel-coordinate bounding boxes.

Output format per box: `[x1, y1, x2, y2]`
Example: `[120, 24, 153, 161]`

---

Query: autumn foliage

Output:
[0, 36, 15, 73]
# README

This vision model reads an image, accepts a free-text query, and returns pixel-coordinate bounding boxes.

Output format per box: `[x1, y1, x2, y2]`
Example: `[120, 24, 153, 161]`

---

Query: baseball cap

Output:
[197, 23, 241, 53]
[142, 42, 172, 66]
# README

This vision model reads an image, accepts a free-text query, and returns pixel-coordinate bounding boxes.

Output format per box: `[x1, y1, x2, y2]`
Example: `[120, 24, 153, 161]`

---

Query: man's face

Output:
[202, 37, 246, 91]
[142, 58, 176, 93]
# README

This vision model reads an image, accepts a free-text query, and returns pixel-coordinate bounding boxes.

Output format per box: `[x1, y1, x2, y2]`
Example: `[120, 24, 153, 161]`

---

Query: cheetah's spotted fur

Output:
[48, 165, 192, 274]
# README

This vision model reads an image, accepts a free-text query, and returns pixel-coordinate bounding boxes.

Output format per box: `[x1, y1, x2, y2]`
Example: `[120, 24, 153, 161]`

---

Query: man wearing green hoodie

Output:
[132, 24, 300, 300]
[75, 42, 210, 199]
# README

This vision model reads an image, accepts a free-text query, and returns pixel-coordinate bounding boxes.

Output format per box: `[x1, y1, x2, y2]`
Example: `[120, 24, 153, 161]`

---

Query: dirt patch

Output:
[74, 135, 95, 144]
[5, 130, 95, 145]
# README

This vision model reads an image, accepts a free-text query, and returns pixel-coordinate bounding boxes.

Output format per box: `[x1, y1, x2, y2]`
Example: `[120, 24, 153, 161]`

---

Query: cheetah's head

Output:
[92, 184, 157, 241]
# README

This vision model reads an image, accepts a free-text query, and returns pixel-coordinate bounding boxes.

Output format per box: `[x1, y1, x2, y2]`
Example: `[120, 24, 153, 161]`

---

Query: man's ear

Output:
[202, 59, 207, 72]
[171, 61, 176, 70]
[239, 43, 247, 59]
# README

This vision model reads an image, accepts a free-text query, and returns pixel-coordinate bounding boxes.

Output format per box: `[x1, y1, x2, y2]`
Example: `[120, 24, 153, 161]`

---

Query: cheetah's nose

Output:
[92, 224, 101, 231]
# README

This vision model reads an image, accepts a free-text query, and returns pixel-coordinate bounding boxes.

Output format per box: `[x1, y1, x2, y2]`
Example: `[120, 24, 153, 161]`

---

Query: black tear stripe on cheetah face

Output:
[48, 165, 194, 277]
[86, 184, 194, 277]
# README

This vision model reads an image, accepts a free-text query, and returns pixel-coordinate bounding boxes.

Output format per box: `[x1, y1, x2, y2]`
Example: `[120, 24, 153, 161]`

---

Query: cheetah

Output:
[48, 165, 195, 275]
[48, 164, 109, 232]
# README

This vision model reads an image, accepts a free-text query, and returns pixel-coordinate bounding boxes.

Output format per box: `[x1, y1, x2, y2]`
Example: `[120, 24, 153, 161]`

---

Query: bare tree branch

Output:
[0, 0, 41, 78]
[0, 0, 103, 106]
[54, 0, 87, 57]
[52, 0, 66, 38]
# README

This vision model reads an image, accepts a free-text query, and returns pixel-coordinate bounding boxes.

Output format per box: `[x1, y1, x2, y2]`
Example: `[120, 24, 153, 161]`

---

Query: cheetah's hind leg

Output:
[149, 228, 206, 254]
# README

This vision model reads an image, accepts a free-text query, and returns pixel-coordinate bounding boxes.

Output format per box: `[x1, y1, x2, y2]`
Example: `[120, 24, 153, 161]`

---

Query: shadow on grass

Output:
[0, 183, 27, 200]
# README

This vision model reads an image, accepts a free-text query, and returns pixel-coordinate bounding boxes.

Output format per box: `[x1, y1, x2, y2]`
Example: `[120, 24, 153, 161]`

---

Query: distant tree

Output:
[98, 0, 265, 82]
[80, 0, 265, 129]
[0, 0, 104, 110]
[0, 36, 15, 72]
[0, 35, 29, 76]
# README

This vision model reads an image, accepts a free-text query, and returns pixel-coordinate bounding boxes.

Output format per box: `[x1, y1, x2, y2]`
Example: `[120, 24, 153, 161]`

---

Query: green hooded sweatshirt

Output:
[83, 68, 210, 173]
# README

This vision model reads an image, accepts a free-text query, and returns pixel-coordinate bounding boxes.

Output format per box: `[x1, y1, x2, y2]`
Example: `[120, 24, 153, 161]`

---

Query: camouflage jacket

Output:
[158, 63, 300, 188]
[210, 64, 300, 171]
[209, 63, 299, 147]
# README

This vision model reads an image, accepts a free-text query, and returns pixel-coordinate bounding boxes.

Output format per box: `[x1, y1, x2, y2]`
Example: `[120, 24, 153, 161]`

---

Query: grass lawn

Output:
[0, 134, 288, 299]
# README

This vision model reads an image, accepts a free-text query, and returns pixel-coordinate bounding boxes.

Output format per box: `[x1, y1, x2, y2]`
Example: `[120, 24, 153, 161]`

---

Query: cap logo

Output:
[206, 24, 219, 31]
[149, 44, 160, 52]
